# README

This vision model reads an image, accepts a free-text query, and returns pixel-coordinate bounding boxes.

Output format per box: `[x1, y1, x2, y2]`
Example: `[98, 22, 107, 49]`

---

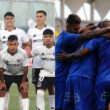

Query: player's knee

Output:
[48, 87, 54, 95]
[0, 90, 6, 97]
[37, 90, 44, 97]
[20, 91, 28, 99]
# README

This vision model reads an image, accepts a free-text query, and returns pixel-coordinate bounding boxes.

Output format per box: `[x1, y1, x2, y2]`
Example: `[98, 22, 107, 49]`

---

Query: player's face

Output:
[67, 24, 81, 34]
[4, 16, 15, 27]
[43, 34, 54, 46]
[7, 40, 19, 55]
[36, 13, 46, 25]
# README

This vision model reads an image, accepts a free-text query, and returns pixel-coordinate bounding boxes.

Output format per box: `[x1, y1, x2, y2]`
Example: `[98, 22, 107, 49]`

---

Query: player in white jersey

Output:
[0, 12, 31, 110]
[27, 10, 54, 110]
[28, 29, 55, 110]
[0, 35, 29, 110]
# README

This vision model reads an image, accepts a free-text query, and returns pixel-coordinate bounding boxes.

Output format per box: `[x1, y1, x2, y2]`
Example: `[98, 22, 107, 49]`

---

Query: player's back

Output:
[95, 37, 110, 85]
[68, 40, 97, 80]
[55, 30, 80, 81]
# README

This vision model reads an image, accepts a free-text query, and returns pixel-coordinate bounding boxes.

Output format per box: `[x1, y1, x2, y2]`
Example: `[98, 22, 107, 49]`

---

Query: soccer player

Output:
[0, 35, 29, 110]
[55, 14, 110, 110]
[28, 28, 55, 110]
[0, 12, 31, 110]
[27, 10, 54, 109]
[57, 20, 110, 110]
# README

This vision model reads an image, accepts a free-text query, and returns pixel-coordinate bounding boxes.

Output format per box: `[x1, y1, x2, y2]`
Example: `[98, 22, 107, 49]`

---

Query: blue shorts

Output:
[63, 76, 95, 110]
[55, 81, 66, 109]
[95, 82, 110, 110]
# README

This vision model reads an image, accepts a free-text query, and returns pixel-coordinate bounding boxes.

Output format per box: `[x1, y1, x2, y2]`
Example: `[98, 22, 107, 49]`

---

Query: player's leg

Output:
[63, 76, 74, 110]
[17, 75, 29, 110]
[47, 77, 55, 110]
[4, 74, 12, 110]
[72, 76, 95, 110]
[36, 75, 46, 110]
[0, 81, 6, 110]
[55, 80, 66, 110]
[95, 82, 110, 110]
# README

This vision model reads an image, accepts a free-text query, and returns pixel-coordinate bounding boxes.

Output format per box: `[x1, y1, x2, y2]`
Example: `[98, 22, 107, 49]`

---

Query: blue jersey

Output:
[68, 40, 97, 80]
[87, 37, 110, 85]
[55, 30, 80, 81]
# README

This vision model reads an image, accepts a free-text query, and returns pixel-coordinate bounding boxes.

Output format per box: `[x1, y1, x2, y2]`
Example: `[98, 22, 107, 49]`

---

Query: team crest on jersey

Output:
[17, 59, 20, 63]
[33, 34, 36, 37]
[41, 53, 45, 55]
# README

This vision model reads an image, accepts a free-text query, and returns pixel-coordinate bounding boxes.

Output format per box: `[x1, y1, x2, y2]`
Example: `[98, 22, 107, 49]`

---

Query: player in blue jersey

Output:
[55, 14, 110, 110]
[57, 21, 110, 110]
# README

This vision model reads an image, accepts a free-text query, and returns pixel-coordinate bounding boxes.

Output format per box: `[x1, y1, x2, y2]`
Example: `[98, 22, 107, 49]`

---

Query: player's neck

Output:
[6, 26, 15, 32]
[45, 44, 53, 49]
[37, 24, 45, 30]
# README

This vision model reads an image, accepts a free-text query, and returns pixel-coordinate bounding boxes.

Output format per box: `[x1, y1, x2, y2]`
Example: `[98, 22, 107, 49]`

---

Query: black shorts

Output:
[37, 77, 55, 90]
[32, 68, 41, 84]
[4, 74, 28, 91]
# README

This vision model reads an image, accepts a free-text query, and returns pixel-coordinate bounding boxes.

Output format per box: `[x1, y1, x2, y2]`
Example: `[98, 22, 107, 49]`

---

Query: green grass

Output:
[8, 67, 49, 110]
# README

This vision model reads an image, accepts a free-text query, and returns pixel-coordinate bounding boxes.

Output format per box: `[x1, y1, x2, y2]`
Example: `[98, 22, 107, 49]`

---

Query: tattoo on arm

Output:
[22, 66, 28, 83]
[0, 68, 4, 82]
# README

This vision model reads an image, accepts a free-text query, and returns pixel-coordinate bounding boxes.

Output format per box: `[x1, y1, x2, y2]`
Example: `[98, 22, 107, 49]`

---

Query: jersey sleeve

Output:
[86, 38, 100, 51]
[31, 47, 40, 57]
[21, 30, 29, 43]
[23, 51, 29, 67]
[0, 53, 4, 68]
[27, 29, 32, 40]
[64, 33, 80, 46]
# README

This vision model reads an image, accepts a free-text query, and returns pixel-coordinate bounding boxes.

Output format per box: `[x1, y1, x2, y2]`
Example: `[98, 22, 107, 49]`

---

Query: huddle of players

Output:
[0, 11, 55, 110]
[55, 14, 110, 110]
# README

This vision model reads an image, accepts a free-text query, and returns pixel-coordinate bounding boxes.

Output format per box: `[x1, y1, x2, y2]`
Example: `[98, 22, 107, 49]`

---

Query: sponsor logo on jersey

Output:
[2, 36, 6, 39]
[17, 59, 20, 63]
[33, 34, 36, 37]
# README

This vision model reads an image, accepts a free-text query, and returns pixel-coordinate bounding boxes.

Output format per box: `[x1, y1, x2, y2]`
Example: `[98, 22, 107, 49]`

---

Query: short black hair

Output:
[8, 35, 18, 41]
[4, 12, 15, 18]
[43, 29, 54, 35]
[86, 23, 95, 28]
[66, 14, 81, 25]
[36, 10, 47, 16]
[100, 20, 110, 28]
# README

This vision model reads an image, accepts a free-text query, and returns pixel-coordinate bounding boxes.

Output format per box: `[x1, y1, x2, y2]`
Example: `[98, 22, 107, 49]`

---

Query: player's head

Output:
[66, 14, 81, 34]
[43, 29, 54, 47]
[4, 12, 15, 27]
[7, 35, 19, 55]
[36, 10, 47, 26]
[100, 20, 110, 28]
[100, 20, 110, 37]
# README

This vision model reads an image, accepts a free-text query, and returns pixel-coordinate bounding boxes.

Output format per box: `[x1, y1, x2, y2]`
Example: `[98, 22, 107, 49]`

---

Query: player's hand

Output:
[0, 82, 6, 91]
[57, 50, 69, 61]
[20, 82, 28, 93]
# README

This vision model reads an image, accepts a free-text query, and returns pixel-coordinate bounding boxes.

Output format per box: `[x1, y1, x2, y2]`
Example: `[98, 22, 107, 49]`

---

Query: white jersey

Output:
[0, 48, 29, 75]
[31, 46, 55, 77]
[0, 27, 29, 50]
[27, 25, 54, 68]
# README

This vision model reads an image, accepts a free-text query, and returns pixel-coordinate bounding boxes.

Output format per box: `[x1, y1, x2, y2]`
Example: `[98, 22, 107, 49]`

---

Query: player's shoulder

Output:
[16, 27, 26, 33]
[27, 27, 36, 32]
[46, 25, 54, 31]
[18, 48, 27, 56]
[0, 48, 7, 56]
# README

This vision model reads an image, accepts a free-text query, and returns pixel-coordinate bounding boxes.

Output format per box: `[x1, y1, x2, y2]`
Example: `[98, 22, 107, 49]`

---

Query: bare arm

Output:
[57, 47, 90, 61]
[0, 68, 5, 83]
[78, 26, 110, 41]
[22, 66, 28, 83]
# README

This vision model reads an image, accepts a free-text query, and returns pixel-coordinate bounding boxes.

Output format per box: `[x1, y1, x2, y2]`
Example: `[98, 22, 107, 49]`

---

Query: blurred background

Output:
[55, 0, 110, 35]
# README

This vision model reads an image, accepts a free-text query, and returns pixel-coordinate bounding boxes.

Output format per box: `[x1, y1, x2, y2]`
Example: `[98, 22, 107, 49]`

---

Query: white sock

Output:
[21, 98, 29, 110]
[49, 95, 55, 110]
[19, 93, 23, 110]
[0, 97, 5, 110]
[36, 90, 45, 110]
[4, 92, 10, 110]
